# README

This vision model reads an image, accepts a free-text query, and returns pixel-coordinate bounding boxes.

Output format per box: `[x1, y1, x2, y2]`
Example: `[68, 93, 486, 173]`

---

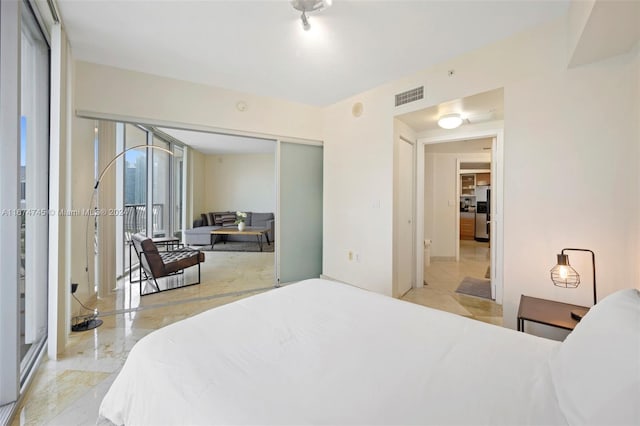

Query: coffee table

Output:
[210, 227, 271, 252]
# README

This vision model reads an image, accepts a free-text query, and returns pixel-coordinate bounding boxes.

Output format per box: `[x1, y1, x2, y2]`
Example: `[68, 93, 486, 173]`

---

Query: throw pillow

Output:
[214, 212, 226, 226]
[220, 213, 236, 227]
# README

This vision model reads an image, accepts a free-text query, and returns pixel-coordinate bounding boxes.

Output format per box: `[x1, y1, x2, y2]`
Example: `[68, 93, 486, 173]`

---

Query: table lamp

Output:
[549, 248, 597, 321]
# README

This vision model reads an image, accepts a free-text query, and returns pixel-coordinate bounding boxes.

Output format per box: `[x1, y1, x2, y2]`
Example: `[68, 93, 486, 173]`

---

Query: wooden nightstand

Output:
[517, 295, 589, 333]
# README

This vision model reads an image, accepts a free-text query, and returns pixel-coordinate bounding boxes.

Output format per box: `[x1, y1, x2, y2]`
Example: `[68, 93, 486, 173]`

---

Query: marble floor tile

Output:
[11, 250, 275, 426]
[402, 240, 503, 325]
[12, 370, 111, 426]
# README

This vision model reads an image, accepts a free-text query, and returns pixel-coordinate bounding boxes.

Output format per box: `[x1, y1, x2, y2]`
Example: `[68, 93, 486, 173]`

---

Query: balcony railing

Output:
[124, 203, 166, 240]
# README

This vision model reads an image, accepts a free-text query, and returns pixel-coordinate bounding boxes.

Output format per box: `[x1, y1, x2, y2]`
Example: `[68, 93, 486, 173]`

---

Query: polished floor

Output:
[11, 240, 501, 425]
[401, 240, 502, 326]
[11, 250, 275, 426]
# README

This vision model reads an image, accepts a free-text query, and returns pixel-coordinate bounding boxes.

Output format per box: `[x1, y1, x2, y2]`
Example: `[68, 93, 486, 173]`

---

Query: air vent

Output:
[395, 86, 424, 107]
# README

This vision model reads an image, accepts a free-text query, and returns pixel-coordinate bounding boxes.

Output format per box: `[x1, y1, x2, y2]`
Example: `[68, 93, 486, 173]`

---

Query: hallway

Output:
[401, 240, 502, 326]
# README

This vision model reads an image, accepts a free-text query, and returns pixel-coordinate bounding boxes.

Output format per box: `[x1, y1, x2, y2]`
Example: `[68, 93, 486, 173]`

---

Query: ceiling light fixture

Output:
[437, 113, 464, 130]
[290, 0, 332, 31]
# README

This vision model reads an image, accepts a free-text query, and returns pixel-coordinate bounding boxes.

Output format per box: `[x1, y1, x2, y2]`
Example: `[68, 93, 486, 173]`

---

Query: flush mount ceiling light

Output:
[290, 0, 332, 31]
[437, 113, 464, 130]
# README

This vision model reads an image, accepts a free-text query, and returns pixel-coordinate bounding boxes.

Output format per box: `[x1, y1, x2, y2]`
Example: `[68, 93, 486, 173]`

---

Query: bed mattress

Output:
[99, 278, 565, 425]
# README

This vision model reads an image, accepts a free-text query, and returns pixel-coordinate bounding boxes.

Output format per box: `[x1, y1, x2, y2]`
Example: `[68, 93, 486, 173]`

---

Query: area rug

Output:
[201, 240, 274, 253]
[455, 276, 493, 300]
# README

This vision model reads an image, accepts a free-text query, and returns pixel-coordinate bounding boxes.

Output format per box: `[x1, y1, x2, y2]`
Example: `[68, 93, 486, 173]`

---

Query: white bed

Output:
[99, 278, 640, 425]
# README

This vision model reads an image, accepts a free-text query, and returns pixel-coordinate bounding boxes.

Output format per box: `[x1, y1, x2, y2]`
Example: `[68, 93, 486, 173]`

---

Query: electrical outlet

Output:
[71, 283, 78, 294]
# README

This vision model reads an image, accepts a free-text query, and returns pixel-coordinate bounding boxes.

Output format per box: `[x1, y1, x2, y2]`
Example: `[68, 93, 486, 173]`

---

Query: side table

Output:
[517, 295, 589, 333]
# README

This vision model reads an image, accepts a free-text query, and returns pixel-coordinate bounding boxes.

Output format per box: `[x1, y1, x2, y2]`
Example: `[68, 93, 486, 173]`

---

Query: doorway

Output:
[424, 139, 492, 296]
[393, 88, 504, 320]
[418, 129, 503, 304]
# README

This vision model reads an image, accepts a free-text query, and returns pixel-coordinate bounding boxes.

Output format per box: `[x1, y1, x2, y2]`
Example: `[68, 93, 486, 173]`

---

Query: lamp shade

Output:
[550, 253, 581, 288]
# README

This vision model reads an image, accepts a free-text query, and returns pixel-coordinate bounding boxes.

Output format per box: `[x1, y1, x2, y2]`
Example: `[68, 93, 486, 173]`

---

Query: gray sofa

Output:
[184, 211, 275, 246]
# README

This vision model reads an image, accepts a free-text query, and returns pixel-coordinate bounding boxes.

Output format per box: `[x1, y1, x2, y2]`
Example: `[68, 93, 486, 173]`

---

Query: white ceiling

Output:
[57, 1, 569, 107]
[159, 127, 275, 155]
[397, 88, 504, 133]
[424, 137, 492, 154]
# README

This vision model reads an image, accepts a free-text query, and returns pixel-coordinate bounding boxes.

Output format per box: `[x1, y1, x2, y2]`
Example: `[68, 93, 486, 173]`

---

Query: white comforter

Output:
[99, 278, 566, 425]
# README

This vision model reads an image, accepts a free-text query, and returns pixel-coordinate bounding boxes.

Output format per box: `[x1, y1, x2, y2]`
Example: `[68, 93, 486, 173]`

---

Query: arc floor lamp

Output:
[72, 144, 174, 332]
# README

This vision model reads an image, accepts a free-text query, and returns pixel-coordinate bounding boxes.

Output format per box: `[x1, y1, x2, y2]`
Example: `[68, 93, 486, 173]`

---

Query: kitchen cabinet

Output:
[460, 212, 475, 240]
[476, 173, 490, 186]
[461, 174, 475, 196]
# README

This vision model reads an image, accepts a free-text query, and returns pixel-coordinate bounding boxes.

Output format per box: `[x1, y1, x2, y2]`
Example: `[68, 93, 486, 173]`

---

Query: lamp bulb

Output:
[559, 265, 568, 280]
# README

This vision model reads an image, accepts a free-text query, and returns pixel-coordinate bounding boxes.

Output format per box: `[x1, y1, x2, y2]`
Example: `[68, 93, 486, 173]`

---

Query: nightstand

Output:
[517, 295, 589, 333]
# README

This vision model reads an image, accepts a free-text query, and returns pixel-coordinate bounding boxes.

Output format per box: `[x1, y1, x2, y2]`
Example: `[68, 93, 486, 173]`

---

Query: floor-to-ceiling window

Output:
[19, 0, 50, 377]
[0, 0, 50, 417]
[117, 124, 185, 278]
[152, 135, 171, 238]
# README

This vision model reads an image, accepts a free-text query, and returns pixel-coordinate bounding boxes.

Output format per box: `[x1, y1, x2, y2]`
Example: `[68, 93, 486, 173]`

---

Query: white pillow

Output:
[549, 288, 640, 425]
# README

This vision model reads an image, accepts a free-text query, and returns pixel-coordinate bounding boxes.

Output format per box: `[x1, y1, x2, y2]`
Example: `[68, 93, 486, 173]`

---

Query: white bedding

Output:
[99, 278, 567, 425]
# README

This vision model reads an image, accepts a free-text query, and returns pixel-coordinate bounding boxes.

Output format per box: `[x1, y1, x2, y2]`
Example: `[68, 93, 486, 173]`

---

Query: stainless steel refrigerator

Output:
[475, 185, 490, 242]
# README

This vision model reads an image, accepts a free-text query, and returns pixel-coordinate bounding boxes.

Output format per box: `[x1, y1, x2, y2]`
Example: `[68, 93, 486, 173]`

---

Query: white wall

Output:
[203, 153, 275, 214]
[187, 148, 206, 229]
[424, 152, 491, 258]
[69, 117, 96, 312]
[74, 61, 323, 142]
[322, 89, 396, 295]
[323, 17, 640, 332]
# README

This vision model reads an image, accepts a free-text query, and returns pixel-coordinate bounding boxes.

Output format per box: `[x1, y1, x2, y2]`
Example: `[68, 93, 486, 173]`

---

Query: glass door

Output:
[277, 142, 323, 284]
[20, 1, 49, 381]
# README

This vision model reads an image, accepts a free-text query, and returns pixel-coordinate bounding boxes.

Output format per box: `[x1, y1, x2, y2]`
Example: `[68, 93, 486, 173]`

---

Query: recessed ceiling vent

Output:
[395, 86, 424, 107]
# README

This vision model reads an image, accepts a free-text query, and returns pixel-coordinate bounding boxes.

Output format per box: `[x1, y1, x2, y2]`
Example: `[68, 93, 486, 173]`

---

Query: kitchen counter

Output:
[460, 211, 476, 218]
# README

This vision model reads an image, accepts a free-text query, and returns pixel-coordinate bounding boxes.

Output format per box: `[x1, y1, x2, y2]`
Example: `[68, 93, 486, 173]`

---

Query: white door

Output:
[397, 138, 414, 296]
